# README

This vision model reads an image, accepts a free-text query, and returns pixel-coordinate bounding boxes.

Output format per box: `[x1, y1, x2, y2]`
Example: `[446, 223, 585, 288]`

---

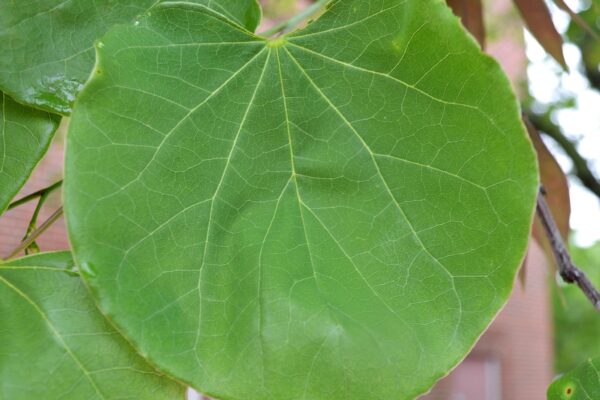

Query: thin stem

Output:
[537, 187, 600, 312]
[21, 186, 54, 254]
[261, 0, 329, 37]
[7, 180, 63, 211]
[5, 207, 64, 260]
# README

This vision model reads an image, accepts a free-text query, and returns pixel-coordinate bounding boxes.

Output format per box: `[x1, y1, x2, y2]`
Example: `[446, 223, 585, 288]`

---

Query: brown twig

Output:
[537, 187, 600, 312]
[4, 207, 64, 260]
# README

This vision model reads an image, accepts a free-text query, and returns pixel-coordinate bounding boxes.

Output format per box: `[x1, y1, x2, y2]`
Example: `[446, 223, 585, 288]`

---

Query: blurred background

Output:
[1, 0, 599, 399]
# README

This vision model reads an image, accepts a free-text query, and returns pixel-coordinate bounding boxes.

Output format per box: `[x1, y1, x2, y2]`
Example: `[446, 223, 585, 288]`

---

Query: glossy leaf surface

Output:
[0, 91, 59, 215]
[548, 357, 600, 399]
[0, 252, 185, 399]
[0, 0, 261, 115]
[65, 1, 538, 398]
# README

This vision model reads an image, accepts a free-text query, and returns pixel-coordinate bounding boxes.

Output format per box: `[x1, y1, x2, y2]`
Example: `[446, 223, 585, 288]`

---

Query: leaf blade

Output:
[524, 116, 570, 251]
[548, 357, 600, 399]
[0, 0, 261, 115]
[0, 92, 59, 216]
[0, 252, 186, 400]
[65, 1, 539, 398]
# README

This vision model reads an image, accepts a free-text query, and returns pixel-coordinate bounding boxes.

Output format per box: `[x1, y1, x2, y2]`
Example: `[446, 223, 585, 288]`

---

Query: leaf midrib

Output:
[192, 47, 271, 360]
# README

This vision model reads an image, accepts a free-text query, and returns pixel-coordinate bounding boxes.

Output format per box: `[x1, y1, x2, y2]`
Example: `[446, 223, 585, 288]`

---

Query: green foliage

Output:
[548, 357, 600, 399]
[0, 252, 185, 399]
[0, 0, 260, 115]
[64, 1, 537, 398]
[0, 91, 59, 214]
[554, 242, 600, 373]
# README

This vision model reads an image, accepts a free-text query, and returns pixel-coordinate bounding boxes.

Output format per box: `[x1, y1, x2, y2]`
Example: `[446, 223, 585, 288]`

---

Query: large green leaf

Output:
[548, 357, 600, 399]
[0, 252, 185, 399]
[0, 0, 261, 115]
[0, 91, 59, 215]
[64, 1, 538, 398]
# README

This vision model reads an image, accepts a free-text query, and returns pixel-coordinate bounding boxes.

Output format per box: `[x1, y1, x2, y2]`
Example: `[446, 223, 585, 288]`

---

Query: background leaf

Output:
[524, 116, 571, 254]
[0, 0, 261, 115]
[548, 357, 600, 399]
[445, 0, 486, 48]
[513, 0, 568, 69]
[0, 252, 186, 400]
[0, 91, 59, 215]
[65, 1, 538, 399]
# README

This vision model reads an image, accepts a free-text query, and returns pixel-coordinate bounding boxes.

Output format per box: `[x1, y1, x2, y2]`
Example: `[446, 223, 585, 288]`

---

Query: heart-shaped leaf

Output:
[65, 1, 538, 398]
[0, 252, 185, 399]
[548, 357, 600, 399]
[0, 0, 260, 115]
[0, 91, 59, 215]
